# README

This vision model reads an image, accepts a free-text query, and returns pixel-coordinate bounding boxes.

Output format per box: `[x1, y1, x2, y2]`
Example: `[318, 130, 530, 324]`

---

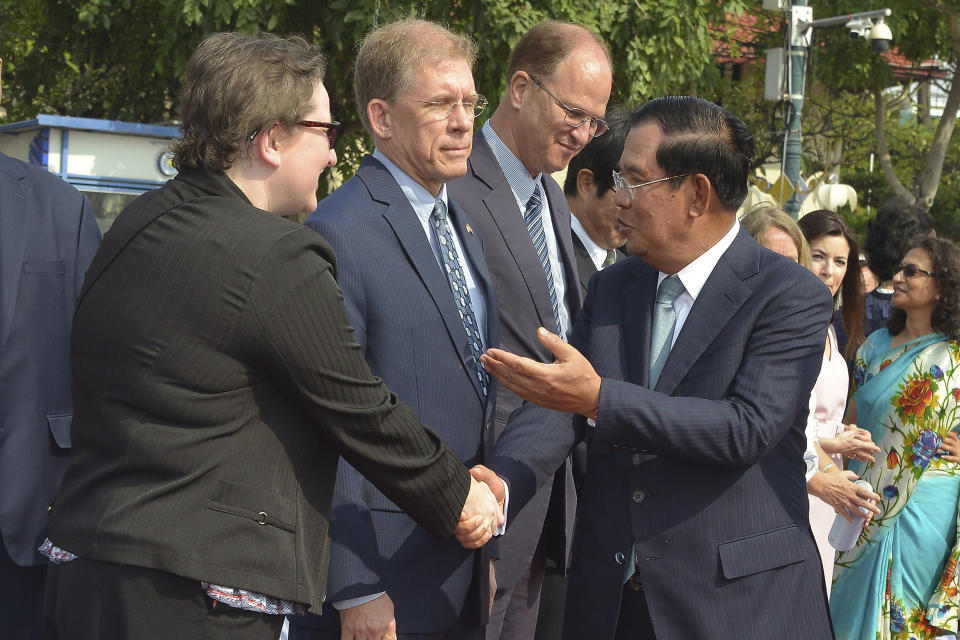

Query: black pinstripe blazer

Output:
[46, 169, 469, 613]
[487, 228, 837, 639]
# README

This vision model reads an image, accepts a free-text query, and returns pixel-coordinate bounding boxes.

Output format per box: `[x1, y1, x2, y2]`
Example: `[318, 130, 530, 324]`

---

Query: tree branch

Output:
[874, 84, 915, 205]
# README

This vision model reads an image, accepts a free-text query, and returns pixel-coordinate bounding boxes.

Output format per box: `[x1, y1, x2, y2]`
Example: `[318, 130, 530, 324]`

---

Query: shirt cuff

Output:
[496, 479, 509, 536]
[332, 592, 386, 610]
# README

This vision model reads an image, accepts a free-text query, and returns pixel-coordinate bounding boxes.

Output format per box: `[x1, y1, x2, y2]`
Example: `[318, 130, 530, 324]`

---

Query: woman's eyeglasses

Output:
[895, 263, 933, 278]
[297, 120, 343, 149]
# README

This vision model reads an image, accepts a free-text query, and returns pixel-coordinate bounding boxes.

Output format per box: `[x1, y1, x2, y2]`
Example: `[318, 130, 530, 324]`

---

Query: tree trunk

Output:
[917, 10, 960, 209]
[874, 84, 916, 205]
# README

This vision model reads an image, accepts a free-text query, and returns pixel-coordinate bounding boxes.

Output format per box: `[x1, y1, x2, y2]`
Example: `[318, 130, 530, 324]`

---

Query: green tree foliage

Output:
[0, 0, 748, 191]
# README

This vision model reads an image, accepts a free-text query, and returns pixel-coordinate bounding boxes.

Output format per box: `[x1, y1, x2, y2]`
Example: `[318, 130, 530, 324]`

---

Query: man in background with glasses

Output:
[478, 97, 836, 639]
[289, 19, 501, 640]
[448, 20, 612, 640]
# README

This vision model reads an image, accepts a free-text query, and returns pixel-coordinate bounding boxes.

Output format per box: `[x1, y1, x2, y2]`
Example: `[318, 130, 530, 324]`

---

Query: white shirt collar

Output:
[570, 213, 608, 271]
[658, 219, 740, 302]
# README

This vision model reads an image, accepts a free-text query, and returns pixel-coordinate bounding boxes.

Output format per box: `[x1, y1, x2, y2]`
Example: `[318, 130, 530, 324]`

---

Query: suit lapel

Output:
[360, 159, 486, 401]
[655, 230, 757, 395]
[621, 262, 658, 387]
[0, 158, 28, 353]
[572, 233, 596, 295]
[469, 137, 559, 333]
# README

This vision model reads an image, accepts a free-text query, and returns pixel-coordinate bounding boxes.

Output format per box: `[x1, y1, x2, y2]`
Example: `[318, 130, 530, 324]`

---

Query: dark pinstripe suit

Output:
[45, 168, 470, 614]
[486, 229, 836, 639]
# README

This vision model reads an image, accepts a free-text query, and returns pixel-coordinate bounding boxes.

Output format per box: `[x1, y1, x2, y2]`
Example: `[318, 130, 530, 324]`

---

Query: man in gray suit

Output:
[0, 57, 102, 640]
[448, 21, 612, 640]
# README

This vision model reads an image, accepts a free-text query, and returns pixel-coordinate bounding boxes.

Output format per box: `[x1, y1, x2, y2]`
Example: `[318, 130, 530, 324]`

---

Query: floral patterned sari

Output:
[830, 329, 960, 640]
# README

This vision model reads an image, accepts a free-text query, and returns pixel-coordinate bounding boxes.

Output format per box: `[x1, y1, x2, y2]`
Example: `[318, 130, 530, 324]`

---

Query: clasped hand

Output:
[454, 465, 505, 548]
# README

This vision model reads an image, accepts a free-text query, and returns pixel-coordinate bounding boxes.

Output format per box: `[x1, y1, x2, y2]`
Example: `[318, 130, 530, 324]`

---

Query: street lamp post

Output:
[777, 4, 892, 218]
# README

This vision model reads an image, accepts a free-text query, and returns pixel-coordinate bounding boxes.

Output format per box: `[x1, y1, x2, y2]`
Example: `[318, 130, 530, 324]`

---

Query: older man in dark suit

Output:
[447, 22, 612, 639]
[42, 33, 501, 640]
[288, 20, 498, 640]
[481, 97, 835, 639]
[0, 58, 101, 640]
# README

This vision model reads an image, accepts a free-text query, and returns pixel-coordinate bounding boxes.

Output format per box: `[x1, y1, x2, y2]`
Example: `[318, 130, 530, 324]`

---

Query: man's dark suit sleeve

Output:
[486, 256, 833, 514]
[591, 269, 832, 467]
[240, 226, 469, 540]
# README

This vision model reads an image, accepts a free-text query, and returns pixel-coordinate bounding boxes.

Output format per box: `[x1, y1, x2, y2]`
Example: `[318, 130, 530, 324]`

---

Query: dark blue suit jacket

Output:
[292, 156, 497, 633]
[487, 228, 837, 639]
[0, 152, 100, 565]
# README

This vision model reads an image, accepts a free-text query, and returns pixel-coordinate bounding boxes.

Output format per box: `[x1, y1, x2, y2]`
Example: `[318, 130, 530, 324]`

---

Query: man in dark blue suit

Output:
[481, 97, 836, 639]
[0, 57, 102, 640]
[288, 20, 498, 640]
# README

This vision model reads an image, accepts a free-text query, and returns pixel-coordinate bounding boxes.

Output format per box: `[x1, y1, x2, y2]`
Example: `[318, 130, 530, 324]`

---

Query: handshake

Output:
[455, 465, 506, 549]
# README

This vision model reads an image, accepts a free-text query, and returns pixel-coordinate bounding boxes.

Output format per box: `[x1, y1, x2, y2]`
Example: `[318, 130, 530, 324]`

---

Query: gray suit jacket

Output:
[448, 133, 581, 587]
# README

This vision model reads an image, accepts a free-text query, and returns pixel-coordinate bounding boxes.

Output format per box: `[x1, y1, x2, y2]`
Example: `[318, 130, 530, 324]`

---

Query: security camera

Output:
[869, 18, 892, 52]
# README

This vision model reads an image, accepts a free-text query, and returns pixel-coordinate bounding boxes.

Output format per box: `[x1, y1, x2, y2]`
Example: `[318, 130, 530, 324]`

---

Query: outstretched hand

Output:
[480, 327, 601, 418]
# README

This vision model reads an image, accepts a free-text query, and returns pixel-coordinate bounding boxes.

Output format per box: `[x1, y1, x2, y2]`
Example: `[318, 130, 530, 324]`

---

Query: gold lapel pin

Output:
[465, 224, 474, 235]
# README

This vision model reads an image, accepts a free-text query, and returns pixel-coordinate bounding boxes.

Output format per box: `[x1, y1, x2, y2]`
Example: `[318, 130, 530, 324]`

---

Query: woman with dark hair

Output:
[862, 201, 935, 335]
[795, 210, 880, 593]
[831, 237, 960, 639]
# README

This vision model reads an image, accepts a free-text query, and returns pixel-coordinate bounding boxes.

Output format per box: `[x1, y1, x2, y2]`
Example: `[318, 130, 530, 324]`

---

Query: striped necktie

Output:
[430, 199, 489, 396]
[523, 187, 562, 333]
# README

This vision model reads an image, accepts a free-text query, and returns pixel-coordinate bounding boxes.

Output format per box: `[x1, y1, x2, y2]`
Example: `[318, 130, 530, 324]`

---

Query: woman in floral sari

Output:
[831, 237, 960, 640]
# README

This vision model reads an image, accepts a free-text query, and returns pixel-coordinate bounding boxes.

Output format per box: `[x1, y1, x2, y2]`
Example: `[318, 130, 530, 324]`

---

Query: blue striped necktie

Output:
[430, 199, 489, 397]
[523, 187, 562, 333]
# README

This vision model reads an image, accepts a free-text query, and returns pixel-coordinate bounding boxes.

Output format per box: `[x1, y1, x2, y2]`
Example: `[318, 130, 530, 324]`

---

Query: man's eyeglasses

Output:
[409, 94, 488, 120]
[298, 120, 343, 149]
[529, 76, 608, 138]
[611, 170, 693, 200]
[895, 263, 934, 279]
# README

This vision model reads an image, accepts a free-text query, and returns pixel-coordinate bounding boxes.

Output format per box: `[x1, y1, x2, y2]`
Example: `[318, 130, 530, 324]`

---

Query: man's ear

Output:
[507, 71, 532, 110]
[688, 173, 712, 219]
[576, 168, 595, 199]
[367, 99, 392, 140]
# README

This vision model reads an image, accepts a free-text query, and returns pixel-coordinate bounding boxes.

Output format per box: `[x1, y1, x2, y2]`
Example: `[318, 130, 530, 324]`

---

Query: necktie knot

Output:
[602, 249, 618, 268]
[431, 198, 448, 222]
[656, 274, 685, 305]
[525, 188, 542, 215]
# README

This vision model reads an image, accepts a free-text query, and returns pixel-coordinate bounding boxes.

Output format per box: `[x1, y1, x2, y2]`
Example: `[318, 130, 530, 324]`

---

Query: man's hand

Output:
[818, 424, 881, 463]
[489, 559, 497, 616]
[470, 464, 505, 513]
[480, 327, 601, 418]
[454, 476, 503, 549]
[807, 468, 881, 522]
[339, 593, 397, 640]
